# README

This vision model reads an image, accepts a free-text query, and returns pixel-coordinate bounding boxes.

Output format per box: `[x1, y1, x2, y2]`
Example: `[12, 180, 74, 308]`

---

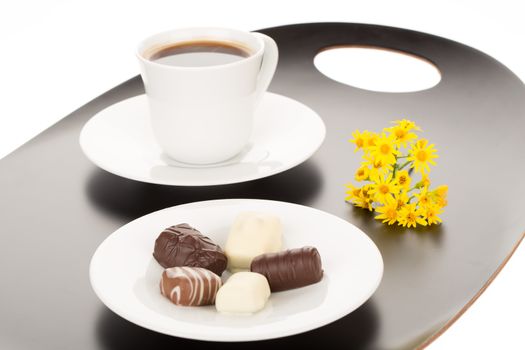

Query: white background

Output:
[1, 0, 523, 348]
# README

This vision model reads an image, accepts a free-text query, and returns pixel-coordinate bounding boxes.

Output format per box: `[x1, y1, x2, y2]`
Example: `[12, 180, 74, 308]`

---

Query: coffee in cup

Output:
[137, 28, 278, 165]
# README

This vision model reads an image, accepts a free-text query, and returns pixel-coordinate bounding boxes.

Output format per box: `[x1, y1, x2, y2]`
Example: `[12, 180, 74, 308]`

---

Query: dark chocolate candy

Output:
[153, 223, 227, 275]
[250, 246, 323, 292]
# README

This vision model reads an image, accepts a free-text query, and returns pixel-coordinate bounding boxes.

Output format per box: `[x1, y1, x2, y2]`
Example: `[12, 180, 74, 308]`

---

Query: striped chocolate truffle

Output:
[160, 266, 222, 306]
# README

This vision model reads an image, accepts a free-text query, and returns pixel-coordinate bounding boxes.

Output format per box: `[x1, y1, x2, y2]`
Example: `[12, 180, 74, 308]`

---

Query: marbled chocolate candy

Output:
[250, 246, 323, 292]
[160, 266, 222, 306]
[153, 223, 227, 275]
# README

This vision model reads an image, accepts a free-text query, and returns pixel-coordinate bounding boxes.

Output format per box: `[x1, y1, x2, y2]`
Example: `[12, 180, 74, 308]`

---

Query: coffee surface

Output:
[148, 40, 251, 67]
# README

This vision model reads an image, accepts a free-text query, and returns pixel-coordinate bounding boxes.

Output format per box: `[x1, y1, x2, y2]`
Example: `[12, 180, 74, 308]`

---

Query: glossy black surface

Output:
[1, 23, 524, 349]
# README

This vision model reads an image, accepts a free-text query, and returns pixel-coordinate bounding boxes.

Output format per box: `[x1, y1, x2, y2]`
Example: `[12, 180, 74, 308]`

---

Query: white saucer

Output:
[79, 93, 326, 186]
[90, 199, 383, 342]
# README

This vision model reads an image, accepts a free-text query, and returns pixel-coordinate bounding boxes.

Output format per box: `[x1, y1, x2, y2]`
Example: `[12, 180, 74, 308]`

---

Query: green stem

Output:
[398, 160, 412, 171]
[408, 195, 415, 203]
[397, 155, 409, 159]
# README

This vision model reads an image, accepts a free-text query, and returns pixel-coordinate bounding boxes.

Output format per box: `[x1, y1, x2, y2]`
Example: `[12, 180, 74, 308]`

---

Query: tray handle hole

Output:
[314, 46, 441, 93]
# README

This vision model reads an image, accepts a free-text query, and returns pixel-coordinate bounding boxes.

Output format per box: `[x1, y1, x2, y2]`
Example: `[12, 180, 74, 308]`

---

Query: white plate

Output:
[89, 199, 383, 342]
[79, 93, 325, 186]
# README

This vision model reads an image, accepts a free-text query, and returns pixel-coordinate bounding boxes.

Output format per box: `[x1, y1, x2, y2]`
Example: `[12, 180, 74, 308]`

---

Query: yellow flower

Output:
[387, 125, 417, 147]
[347, 121, 447, 229]
[345, 184, 373, 211]
[369, 173, 400, 204]
[365, 132, 378, 149]
[397, 203, 427, 228]
[434, 195, 448, 208]
[407, 138, 438, 174]
[415, 174, 431, 189]
[391, 119, 421, 131]
[393, 190, 410, 210]
[345, 183, 361, 201]
[421, 174, 431, 188]
[430, 185, 448, 208]
[395, 170, 411, 190]
[434, 185, 448, 199]
[349, 130, 367, 152]
[361, 153, 394, 178]
[362, 154, 393, 178]
[355, 197, 373, 212]
[361, 184, 373, 198]
[360, 185, 375, 211]
[354, 166, 370, 182]
[369, 133, 399, 166]
[423, 204, 443, 225]
[415, 187, 432, 208]
[375, 198, 399, 225]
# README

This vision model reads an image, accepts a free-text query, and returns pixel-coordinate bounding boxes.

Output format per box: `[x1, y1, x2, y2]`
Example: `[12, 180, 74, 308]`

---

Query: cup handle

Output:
[252, 32, 279, 104]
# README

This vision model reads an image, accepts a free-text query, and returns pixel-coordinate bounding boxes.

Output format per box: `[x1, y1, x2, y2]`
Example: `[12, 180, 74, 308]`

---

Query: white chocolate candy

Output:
[215, 272, 271, 314]
[225, 212, 282, 271]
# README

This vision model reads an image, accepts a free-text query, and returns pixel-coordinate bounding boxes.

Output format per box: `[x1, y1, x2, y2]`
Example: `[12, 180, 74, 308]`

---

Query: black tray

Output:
[1, 23, 524, 349]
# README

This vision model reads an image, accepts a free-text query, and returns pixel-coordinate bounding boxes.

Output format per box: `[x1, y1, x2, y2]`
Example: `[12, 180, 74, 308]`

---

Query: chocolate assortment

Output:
[250, 246, 323, 292]
[153, 223, 227, 276]
[152, 214, 324, 313]
[160, 266, 222, 306]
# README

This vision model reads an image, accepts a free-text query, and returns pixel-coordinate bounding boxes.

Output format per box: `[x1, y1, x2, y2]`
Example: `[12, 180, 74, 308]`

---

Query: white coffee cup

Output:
[137, 27, 278, 165]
